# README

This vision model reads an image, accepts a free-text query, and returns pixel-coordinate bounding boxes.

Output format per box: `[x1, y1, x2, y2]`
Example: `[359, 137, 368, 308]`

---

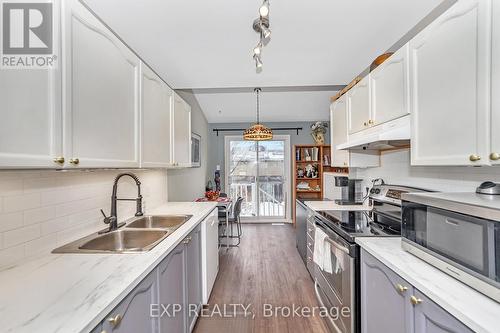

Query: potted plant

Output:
[310, 121, 329, 145]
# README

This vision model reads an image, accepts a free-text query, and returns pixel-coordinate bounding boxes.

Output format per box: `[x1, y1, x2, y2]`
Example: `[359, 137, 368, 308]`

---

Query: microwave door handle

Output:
[325, 237, 350, 254]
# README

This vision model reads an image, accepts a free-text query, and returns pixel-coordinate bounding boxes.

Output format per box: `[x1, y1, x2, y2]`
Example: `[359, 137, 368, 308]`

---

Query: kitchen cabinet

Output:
[158, 241, 186, 333]
[186, 224, 202, 332]
[330, 95, 380, 168]
[201, 208, 219, 304]
[409, 0, 491, 166]
[0, 67, 63, 168]
[370, 44, 410, 126]
[361, 250, 473, 333]
[491, 0, 500, 165]
[361, 249, 413, 333]
[348, 76, 371, 134]
[172, 93, 192, 167]
[63, 0, 140, 168]
[102, 270, 158, 333]
[413, 290, 473, 333]
[141, 64, 173, 168]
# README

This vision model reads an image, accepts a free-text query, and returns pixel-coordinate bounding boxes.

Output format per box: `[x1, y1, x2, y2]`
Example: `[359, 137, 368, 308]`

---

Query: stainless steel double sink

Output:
[52, 215, 193, 254]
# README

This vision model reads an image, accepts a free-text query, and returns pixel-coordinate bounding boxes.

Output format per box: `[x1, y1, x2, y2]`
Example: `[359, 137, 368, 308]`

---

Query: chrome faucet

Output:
[100, 173, 144, 234]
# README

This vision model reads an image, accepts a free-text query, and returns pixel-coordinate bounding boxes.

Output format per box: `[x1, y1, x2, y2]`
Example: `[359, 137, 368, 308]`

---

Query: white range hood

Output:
[337, 115, 410, 151]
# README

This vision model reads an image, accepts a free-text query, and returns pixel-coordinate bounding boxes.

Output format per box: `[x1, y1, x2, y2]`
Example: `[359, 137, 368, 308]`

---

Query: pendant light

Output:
[243, 88, 273, 141]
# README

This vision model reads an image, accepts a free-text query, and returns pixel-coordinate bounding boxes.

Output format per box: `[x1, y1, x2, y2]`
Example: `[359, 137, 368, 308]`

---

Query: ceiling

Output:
[84, 0, 443, 123]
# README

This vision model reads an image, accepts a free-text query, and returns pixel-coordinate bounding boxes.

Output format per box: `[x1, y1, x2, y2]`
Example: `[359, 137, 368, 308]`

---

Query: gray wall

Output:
[207, 121, 330, 192]
[167, 91, 209, 201]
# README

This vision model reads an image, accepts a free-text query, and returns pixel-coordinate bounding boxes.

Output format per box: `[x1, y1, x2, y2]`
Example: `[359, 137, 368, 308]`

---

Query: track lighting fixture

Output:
[252, 0, 271, 72]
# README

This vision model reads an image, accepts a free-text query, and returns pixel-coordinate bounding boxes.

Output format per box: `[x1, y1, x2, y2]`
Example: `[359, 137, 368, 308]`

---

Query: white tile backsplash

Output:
[0, 169, 168, 269]
[353, 149, 500, 193]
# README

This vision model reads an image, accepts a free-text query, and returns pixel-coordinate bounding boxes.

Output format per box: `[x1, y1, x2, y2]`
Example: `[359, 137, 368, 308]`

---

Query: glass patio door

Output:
[225, 135, 290, 221]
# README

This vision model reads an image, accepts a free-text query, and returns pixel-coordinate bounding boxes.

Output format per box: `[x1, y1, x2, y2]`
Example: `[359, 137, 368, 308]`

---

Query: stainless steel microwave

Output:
[401, 192, 500, 303]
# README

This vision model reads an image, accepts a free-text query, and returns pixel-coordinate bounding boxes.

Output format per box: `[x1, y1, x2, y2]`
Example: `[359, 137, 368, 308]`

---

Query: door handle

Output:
[325, 237, 350, 254]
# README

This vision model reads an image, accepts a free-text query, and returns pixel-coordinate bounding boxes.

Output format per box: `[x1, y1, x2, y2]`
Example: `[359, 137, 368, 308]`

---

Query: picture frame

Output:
[191, 132, 201, 167]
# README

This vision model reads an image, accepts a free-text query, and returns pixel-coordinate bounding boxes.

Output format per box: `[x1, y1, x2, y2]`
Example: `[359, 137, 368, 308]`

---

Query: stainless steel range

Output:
[313, 183, 430, 333]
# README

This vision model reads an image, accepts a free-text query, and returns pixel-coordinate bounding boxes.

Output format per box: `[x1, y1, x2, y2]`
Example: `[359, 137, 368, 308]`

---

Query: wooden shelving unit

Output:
[292, 144, 348, 225]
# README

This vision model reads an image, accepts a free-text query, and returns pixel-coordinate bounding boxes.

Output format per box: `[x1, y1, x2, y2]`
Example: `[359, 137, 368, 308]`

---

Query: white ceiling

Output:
[84, 0, 443, 122]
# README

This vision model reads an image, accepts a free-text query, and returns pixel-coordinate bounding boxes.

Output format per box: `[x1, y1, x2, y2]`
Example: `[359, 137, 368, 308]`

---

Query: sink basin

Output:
[126, 215, 192, 230]
[78, 229, 168, 252]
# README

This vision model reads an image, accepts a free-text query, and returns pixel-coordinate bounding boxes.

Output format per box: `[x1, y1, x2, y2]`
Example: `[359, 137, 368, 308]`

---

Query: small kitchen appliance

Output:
[334, 176, 363, 206]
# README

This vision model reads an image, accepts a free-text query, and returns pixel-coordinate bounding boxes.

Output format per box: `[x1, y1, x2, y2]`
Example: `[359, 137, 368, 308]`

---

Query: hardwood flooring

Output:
[194, 224, 329, 333]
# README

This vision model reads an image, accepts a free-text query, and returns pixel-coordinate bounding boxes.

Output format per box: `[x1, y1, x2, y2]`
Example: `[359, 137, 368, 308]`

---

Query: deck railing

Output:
[229, 182, 285, 217]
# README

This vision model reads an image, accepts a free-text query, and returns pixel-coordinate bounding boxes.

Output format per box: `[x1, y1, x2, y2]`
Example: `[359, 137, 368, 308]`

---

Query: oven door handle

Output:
[325, 237, 350, 254]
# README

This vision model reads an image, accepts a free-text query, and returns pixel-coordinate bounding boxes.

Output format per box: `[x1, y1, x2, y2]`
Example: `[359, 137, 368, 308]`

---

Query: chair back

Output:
[232, 197, 244, 219]
[219, 192, 228, 198]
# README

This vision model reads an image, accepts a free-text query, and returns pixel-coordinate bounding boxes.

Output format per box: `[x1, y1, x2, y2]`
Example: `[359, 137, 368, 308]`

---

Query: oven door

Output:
[315, 220, 356, 333]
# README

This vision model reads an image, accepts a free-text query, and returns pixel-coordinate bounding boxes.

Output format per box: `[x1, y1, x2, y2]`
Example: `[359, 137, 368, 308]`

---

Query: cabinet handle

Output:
[53, 156, 65, 164]
[107, 314, 122, 327]
[396, 284, 408, 294]
[469, 154, 481, 162]
[363, 122, 368, 126]
[183, 236, 192, 244]
[100, 331, 107, 333]
[69, 158, 80, 165]
[307, 256, 312, 262]
[368, 119, 374, 125]
[490, 152, 500, 161]
[308, 228, 313, 233]
[410, 296, 422, 305]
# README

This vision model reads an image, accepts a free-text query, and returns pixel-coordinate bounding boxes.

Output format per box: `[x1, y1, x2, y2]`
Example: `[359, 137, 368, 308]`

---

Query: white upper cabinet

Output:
[409, 0, 491, 166]
[330, 96, 350, 167]
[62, 0, 140, 168]
[491, 0, 500, 165]
[0, 2, 62, 168]
[370, 44, 410, 126]
[348, 76, 371, 134]
[172, 93, 192, 167]
[141, 64, 173, 168]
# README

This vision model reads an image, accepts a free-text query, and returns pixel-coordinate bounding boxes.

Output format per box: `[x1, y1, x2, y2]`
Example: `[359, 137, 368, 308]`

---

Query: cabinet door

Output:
[0, 0, 62, 169]
[158, 242, 186, 333]
[63, 0, 140, 168]
[370, 44, 410, 126]
[186, 226, 202, 332]
[172, 93, 192, 167]
[348, 76, 370, 134]
[361, 250, 413, 333]
[491, 0, 500, 165]
[330, 96, 350, 167]
[409, 0, 491, 166]
[201, 208, 219, 304]
[413, 290, 473, 333]
[102, 270, 158, 333]
[141, 64, 173, 167]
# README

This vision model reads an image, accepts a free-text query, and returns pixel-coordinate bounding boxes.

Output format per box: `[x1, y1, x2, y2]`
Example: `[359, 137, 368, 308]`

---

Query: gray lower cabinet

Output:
[186, 225, 202, 332]
[361, 250, 473, 333]
[158, 241, 186, 333]
[101, 270, 158, 333]
[91, 226, 204, 333]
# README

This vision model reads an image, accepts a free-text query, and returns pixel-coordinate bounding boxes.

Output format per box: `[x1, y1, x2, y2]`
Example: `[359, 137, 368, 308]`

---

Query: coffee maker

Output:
[334, 176, 364, 205]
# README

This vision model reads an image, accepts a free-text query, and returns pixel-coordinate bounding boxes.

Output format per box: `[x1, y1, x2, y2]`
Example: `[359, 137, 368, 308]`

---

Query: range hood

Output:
[337, 116, 410, 151]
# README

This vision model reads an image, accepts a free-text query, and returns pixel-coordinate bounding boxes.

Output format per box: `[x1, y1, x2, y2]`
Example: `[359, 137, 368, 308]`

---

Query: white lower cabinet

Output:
[63, 0, 140, 168]
[141, 64, 173, 167]
[409, 0, 491, 166]
[361, 250, 473, 333]
[172, 93, 192, 167]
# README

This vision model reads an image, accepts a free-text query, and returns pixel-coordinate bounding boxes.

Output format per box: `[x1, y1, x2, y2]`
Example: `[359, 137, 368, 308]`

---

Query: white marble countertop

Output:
[304, 200, 372, 211]
[0, 202, 217, 333]
[356, 237, 500, 333]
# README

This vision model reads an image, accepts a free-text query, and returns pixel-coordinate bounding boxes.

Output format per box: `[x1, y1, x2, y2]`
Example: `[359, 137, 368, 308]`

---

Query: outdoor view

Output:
[228, 139, 286, 218]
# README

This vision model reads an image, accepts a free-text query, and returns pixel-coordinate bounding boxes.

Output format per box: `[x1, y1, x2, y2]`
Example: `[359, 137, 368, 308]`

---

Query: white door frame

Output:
[224, 135, 291, 223]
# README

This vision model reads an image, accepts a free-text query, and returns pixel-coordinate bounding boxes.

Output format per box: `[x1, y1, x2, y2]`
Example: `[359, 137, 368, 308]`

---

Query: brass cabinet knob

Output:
[469, 154, 481, 162]
[183, 236, 192, 244]
[107, 314, 122, 327]
[490, 152, 500, 161]
[396, 284, 408, 294]
[363, 122, 368, 126]
[307, 256, 312, 262]
[410, 296, 422, 305]
[53, 156, 65, 164]
[368, 119, 374, 125]
[69, 158, 80, 165]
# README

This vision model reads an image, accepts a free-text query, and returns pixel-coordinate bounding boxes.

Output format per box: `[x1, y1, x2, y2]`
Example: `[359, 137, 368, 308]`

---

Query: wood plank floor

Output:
[194, 224, 329, 333]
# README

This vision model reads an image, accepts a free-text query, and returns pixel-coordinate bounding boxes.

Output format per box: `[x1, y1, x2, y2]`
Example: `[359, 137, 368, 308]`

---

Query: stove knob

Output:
[370, 188, 376, 194]
[375, 188, 381, 194]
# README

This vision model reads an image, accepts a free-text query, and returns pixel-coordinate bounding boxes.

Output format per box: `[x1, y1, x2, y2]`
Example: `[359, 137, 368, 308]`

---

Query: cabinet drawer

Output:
[307, 221, 315, 239]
